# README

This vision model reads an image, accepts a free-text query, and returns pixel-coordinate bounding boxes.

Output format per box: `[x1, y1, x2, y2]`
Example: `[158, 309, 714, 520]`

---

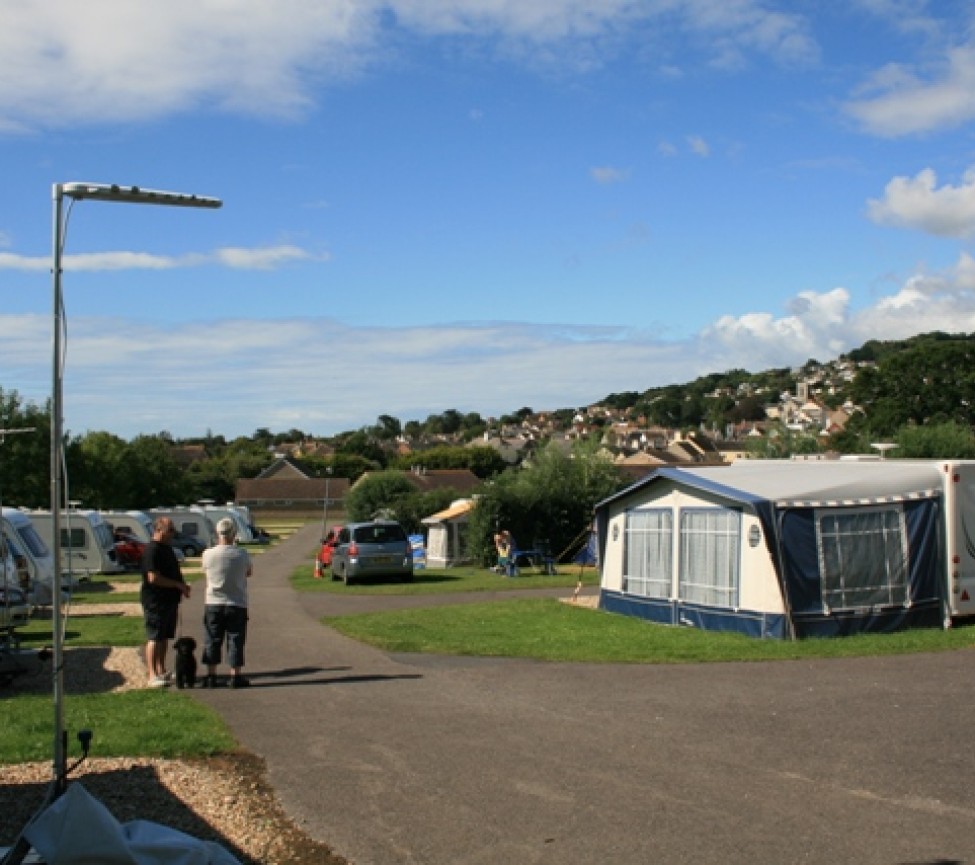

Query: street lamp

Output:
[49, 182, 221, 794]
[322, 467, 333, 535]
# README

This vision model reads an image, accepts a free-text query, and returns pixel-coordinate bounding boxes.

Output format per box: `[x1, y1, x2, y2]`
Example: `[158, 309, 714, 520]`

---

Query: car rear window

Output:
[353, 524, 406, 544]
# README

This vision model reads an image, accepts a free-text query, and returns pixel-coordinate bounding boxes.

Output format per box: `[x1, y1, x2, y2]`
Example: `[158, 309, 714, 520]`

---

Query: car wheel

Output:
[183, 545, 196, 557]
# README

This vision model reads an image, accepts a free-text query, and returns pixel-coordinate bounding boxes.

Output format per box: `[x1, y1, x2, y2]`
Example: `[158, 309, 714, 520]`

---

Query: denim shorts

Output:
[143, 602, 179, 641]
[202, 605, 248, 669]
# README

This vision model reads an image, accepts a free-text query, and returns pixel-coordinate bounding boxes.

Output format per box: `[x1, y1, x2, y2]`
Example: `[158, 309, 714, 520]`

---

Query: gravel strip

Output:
[2, 640, 346, 864]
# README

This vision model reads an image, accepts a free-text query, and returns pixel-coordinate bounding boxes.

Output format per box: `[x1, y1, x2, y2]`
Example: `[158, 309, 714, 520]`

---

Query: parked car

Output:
[113, 530, 146, 571]
[314, 525, 344, 577]
[171, 530, 206, 558]
[331, 521, 413, 585]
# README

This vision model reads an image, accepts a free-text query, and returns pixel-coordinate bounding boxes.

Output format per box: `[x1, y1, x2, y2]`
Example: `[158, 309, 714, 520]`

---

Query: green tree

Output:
[65, 431, 131, 508]
[894, 421, 975, 458]
[391, 445, 506, 479]
[337, 430, 387, 466]
[126, 435, 188, 507]
[0, 389, 50, 507]
[467, 442, 624, 567]
[344, 471, 418, 522]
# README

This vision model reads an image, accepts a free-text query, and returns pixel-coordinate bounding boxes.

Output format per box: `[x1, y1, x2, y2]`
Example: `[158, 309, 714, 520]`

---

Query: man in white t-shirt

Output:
[200, 517, 253, 688]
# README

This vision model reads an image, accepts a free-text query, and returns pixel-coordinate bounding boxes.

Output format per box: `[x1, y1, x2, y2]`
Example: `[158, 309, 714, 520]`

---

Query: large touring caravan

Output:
[1, 507, 60, 605]
[595, 459, 975, 639]
[27, 509, 123, 578]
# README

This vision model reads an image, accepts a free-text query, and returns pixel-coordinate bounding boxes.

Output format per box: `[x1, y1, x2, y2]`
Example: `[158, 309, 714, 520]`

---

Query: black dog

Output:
[173, 636, 198, 689]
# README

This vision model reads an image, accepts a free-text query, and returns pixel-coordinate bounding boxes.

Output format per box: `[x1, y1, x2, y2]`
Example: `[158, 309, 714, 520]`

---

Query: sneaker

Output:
[228, 676, 251, 689]
[148, 675, 170, 689]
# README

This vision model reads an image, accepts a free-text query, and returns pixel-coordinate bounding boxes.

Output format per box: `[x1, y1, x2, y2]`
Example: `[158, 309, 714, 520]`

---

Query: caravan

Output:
[595, 459, 975, 639]
[102, 510, 154, 543]
[196, 504, 255, 544]
[148, 507, 215, 550]
[1, 507, 60, 606]
[27, 509, 123, 578]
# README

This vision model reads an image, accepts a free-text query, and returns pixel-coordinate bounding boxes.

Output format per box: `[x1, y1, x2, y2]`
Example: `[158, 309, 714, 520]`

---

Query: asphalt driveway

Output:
[187, 523, 975, 865]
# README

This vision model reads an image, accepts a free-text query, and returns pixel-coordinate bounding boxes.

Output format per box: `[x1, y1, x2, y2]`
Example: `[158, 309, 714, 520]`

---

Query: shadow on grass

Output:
[3, 646, 129, 697]
[0, 753, 346, 865]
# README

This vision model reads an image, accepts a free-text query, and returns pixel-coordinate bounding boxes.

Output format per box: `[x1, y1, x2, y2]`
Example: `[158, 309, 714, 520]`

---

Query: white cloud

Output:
[6, 255, 975, 439]
[590, 166, 630, 184]
[0, 245, 322, 272]
[213, 245, 323, 269]
[0, 1, 819, 131]
[702, 254, 975, 369]
[867, 167, 975, 238]
[845, 44, 975, 136]
[687, 135, 710, 157]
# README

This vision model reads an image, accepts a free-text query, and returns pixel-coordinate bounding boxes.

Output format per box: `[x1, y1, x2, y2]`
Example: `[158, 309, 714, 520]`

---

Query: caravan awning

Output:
[679, 461, 944, 508]
[421, 499, 474, 525]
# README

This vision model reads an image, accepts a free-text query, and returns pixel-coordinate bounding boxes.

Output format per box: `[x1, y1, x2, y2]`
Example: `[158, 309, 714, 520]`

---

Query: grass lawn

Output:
[3, 613, 236, 765]
[325, 597, 975, 663]
[4, 691, 236, 763]
[291, 562, 600, 594]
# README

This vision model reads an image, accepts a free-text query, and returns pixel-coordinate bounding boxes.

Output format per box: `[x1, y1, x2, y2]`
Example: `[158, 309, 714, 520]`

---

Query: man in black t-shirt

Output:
[141, 517, 191, 688]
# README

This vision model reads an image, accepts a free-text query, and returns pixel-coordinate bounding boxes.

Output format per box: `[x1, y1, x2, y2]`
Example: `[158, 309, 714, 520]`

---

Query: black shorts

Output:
[143, 602, 179, 641]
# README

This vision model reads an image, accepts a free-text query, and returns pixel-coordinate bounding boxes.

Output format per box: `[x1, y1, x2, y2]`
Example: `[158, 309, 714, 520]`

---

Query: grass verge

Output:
[3, 691, 237, 763]
[326, 597, 975, 663]
[3, 612, 236, 765]
[291, 563, 600, 594]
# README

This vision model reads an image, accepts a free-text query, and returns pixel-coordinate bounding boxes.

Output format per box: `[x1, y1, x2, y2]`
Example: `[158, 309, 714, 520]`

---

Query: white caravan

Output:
[27, 509, 124, 578]
[1, 507, 60, 606]
[196, 504, 254, 543]
[147, 507, 216, 547]
[102, 510, 153, 543]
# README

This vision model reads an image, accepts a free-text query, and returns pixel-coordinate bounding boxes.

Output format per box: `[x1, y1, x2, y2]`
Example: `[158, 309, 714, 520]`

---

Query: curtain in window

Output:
[679, 509, 740, 608]
[623, 509, 672, 597]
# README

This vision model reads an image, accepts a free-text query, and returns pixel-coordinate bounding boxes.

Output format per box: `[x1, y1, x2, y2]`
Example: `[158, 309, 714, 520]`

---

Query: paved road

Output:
[187, 524, 975, 865]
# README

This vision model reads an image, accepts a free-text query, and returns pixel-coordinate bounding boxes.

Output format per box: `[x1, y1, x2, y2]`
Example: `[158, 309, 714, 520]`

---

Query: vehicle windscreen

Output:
[353, 525, 405, 544]
[17, 524, 50, 557]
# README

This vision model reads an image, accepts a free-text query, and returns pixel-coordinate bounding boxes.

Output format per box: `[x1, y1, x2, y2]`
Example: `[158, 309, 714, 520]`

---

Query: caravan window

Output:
[623, 509, 672, 598]
[816, 507, 909, 610]
[678, 508, 740, 608]
[60, 527, 89, 549]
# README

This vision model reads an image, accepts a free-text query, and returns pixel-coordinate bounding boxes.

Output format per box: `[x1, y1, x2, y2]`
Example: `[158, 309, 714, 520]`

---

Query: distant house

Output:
[170, 443, 208, 468]
[235, 458, 348, 514]
[353, 468, 483, 497]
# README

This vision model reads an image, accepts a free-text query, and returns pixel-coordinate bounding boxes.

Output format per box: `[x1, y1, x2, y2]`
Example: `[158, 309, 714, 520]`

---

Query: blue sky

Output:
[2, 1, 975, 440]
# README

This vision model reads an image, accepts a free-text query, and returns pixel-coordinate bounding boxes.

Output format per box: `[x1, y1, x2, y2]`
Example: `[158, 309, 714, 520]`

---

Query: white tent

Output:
[421, 499, 474, 568]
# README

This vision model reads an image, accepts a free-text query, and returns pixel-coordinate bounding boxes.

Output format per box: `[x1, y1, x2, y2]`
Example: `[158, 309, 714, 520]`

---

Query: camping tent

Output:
[421, 499, 473, 568]
[594, 459, 955, 639]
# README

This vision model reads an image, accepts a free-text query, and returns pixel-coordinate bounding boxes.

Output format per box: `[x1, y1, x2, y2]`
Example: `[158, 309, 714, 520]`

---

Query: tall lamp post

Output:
[322, 466, 333, 536]
[50, 182, 221, 794]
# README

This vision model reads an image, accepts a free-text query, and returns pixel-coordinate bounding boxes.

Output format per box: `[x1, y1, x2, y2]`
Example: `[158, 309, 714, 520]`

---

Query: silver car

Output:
[331, 521, 414, 585]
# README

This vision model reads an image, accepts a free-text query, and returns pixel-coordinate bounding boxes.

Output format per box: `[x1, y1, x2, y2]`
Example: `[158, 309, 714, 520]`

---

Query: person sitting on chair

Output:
[494, 531, 511, 575]
[499, 529, 518, 577]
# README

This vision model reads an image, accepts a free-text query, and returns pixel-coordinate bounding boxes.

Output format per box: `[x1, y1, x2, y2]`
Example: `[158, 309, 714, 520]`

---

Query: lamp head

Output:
[59, 182, 222, 209]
